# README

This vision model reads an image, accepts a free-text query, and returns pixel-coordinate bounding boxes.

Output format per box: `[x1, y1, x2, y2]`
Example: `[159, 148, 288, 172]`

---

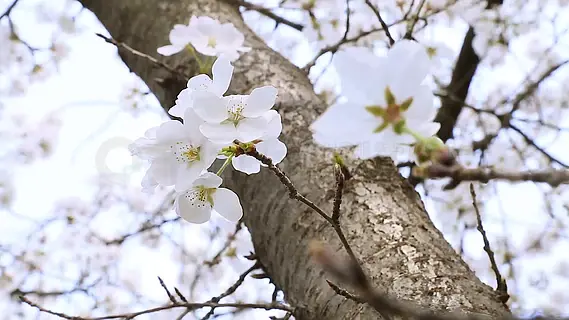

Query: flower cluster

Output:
[310, 40, 442, 160]
[131, 33, 285, 223]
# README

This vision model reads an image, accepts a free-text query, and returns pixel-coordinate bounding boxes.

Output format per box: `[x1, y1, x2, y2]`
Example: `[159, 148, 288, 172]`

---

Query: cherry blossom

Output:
[131, 108, 220, 191]
[174, 172, 242, 224]
[231, 110, 287, 175]
[193, 85, 278, 144]
[310, 40, 440, 159]
[128, 126, 163, 160]
[157, 16, 250, 61]
[168, 56, 233, 118]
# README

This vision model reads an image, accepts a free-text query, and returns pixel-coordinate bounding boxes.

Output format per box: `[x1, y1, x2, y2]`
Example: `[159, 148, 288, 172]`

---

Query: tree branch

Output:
[470, 184, 509, 304]
[20, 296, 292, 320]
[424, 163, 569, 188]
[223, 0, 304, 31]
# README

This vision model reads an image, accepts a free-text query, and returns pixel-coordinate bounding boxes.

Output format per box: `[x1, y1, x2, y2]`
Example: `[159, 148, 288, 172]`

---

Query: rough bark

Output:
[79, 0, 510, 319]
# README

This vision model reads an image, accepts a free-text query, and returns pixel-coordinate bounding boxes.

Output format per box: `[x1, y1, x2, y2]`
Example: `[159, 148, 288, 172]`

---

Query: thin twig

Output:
[301, 8, 443, 72]
[326, 280, 366, 303]
[200, 262, 261, 319]
[0, 0, 19, 19]
[470, 184, 509, 304]
[364, 0, 395, 45]
[204, 221, 243, 266]
[246, 149, 365, 290]
[157, 277, 177, 304]
[246, 150, 333, 223]
[332, 164, 345, 221]
[20, 296, 293, 320]
[404, 0, 427, 39]
[175, 287, 188, 302]
[224, 0, 304, 31]
[104, 217, 180, 245]
[341, 0, 351, 41]
[508, 124, 569, 168]
[95, 33, 190, 80]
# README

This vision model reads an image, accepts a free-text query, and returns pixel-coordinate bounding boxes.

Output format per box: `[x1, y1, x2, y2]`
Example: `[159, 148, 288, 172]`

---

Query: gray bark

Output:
[78, 0, 510, 319]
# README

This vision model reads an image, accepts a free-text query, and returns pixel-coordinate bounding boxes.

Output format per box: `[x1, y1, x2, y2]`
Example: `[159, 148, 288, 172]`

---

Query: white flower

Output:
[186, 16, 250, 61]
[310, 40, 440, 159]
[193, 86, 278, 144]
[231, 110, 287, 175]
[174, 172, 243, 224]
[140, 108, 220, 191]
[157, 16, 250, 61]
[157, 23, 194, 56]
[169, 56, 233, 118]
[128, 126, 163, 160]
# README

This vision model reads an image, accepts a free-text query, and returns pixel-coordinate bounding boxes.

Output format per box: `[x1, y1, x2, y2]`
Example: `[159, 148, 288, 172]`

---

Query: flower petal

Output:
[261, 110, 282, 139]
[243, 86, 277, 117]
[174, 164, 203, 192]
[212, 188, 243, 222]
[232, 155, 261, 174]
[385, 40, 430, 92]
[212, 56, 233, 96]
[236, 117, 268, 142]
[157, 45, 183, 56]
[169, 24, 191, 46]
[183, 108, 205, 137]
[256, 139, 287, 165]
[200, 122, 237, 144]
[175, 193, 212, 224]
[353, 138, 406, 160]
[193, 172, 223, 188]
[156, 121, 186, 142]
[414, 122, 441, 137]
[144, 127, 158, 139]
[149, 159, 177, 186]
[404, 85, 436, 121]
[168, 104, 186, 118]
[187, 74, 213, 91]
[333, 49, 384, 105]
[193, 91, 228, 123]
[310, 102, 377, 148]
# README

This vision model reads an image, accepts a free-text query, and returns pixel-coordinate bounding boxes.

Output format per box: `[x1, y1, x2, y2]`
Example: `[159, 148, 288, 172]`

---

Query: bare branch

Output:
[364, 0, 395, 46]
[20, 296, 293, 320]
[470, 184, 509, 304]
[332, 164, 345, 221]
[95, 33, 190, 80]
[326, 280, 366, 304]
[246, 148, 367, 298]
[424, 163, 569, 188]
[0, 0, 19, 19]
[204, 221, 243, 267]
[223, 0, 304, 31]
[403, 0, 427, 39]
[199, 262, 261, 319]
[158, 276, 177, 304]
[508, 124, 569, 168]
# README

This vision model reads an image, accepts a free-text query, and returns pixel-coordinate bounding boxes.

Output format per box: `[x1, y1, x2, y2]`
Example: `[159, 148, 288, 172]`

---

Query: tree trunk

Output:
[79, 0, 510, 319]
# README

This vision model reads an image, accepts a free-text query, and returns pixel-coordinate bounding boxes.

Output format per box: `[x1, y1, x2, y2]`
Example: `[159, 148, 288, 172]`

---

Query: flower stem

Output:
[216, 155, 234, 176]
[401, 125, 427, 143]
[187, 45, 205, 71]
